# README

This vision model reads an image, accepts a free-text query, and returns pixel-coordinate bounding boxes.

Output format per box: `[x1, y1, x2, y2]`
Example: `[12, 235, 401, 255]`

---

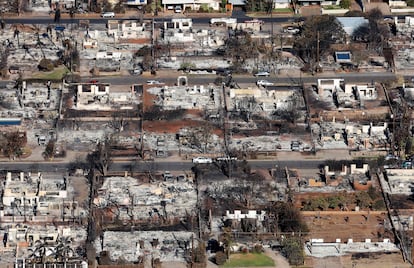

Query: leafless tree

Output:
[352, 9, 390, 53]
[188, 124, 214, 153]
[273, 92, 303, 124]
[221, 31, 261, 72]
[87, 135, 115, 176]
[108, 111, 128, 132]
[0, 94, 13, 109]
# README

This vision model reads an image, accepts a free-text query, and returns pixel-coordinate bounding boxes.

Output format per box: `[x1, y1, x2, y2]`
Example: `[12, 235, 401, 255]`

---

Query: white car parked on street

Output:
[256, 80, 274, 87]
[101, 12, 115, 18]
[146, 80, 163, 85]
[192, 157, 213, 164]
[283, 26, 300, 34]
[254, 71, 270, 77]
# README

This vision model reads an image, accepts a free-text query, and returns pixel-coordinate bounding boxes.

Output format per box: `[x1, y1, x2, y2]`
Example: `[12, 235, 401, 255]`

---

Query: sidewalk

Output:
[0, 146, 88, 163]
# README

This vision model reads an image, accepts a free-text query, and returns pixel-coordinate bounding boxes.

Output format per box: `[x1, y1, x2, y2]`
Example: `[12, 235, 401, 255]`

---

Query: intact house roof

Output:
[229, 0, 245, 5]
[337, 17, 368, 36]
[162, 0, 194, 4]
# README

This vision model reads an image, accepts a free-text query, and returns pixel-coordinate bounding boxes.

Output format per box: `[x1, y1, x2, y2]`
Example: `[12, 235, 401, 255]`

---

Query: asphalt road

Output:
[81, 72, 399, 86]
[1, 14, 411, 25]
[0, 159, 322, 173]
[2, 16, 292, 25]
[0, 71, 401, 87]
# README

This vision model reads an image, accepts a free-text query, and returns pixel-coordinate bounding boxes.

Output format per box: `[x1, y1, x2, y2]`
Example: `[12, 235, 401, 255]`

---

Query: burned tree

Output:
[272, 92, 303, 124]
[42, 140, 56, 160]
[187, 124, 214, 153]
[1, 131, 27, 159]
[109, 111, 128, 132]
[220, 30, 260, 72]
[135, 46, 154, 72]
[352, 9, 390, 52]
[87, 135, 114, 176]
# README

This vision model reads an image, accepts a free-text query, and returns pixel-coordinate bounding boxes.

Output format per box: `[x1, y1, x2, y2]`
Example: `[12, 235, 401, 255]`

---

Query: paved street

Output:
[81, 69, 399, 86]
[0, 148, 350, 173]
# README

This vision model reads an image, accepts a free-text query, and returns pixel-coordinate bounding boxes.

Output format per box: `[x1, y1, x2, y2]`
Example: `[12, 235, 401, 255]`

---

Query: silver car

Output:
[256, 80, 274, 86]
[192, 157, 213, 164]
[254, 71, 270, 77]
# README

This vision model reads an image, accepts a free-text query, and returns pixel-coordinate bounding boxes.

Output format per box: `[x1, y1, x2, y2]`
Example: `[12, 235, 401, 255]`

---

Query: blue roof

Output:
[336, 52, 350, 60]
[0, 118, 21, 126]
[55, 25, 66, 31]
[335, 51, 352, 63]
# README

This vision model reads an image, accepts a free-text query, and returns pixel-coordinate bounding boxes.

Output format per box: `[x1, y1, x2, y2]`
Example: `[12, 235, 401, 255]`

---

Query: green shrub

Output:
[198, 3, 209, 12]
[38, 58, 54, 71]
[252, 244, 263, 254]
[340, 0, 351, 9]
[215, 252, 227, 265]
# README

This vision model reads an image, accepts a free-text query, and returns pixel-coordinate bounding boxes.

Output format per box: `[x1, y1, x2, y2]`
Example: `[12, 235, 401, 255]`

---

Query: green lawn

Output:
[222, 253, 275, 267]
[274, 8, 293, 13]
[31, 66, 70, 81]
[322, 5, 343, 9]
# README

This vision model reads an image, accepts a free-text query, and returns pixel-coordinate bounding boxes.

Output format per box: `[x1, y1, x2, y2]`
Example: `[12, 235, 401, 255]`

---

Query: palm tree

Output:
[28, 239, 51, 263]
[53, 236, 74, 263]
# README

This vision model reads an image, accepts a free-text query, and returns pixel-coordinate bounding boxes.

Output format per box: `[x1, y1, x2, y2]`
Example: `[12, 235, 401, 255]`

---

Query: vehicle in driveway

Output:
[192, 157, 213, 164]
[256, 80, 274, 87]
[254, 71, 270, 77]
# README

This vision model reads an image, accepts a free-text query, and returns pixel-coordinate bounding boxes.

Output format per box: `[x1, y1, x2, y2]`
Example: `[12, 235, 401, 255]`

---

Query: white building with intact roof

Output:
[337, 17, 369, 36]
[161, 0, 220, 11]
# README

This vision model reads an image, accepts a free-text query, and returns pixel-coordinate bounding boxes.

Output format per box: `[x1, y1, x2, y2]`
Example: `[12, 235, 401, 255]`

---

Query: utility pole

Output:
[270, 4, 273, 44]
[23, 191, 26, 222]
[151, 19, 158, 72]
[151, 18, 154, 70]
[316, 31, 320, 72]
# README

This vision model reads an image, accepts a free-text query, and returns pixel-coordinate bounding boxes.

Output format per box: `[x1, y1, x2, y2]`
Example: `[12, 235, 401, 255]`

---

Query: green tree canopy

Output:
[294, 15, 346, 65]
[352, 8, 390, 51]
[265, 201, 309, 233]
[282, 237, 305, 266]
[340, 0, 351, 9]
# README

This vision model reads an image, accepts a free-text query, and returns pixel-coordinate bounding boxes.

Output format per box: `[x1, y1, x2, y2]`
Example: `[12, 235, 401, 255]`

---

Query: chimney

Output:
[20, 172, 24, 182]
